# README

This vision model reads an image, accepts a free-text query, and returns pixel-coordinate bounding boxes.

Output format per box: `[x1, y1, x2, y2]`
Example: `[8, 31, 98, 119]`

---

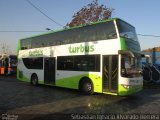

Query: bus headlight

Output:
[121, 84, 131, 89]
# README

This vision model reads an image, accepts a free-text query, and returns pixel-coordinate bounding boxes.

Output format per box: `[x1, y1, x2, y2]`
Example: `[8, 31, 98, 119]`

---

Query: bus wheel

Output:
[80, 78, 94, 95]
[31, 74, 38, 85]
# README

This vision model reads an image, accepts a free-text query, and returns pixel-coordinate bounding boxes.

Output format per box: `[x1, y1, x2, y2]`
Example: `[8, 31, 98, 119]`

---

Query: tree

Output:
[66, 0, 114, 27]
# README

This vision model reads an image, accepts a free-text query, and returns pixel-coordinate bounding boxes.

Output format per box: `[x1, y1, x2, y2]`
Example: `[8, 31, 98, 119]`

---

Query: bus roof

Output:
[20, 18, 120, 40]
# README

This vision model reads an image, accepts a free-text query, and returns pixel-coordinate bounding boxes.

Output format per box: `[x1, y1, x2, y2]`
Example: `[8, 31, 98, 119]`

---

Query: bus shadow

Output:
[38, 89, 160, 114]
[1, 76, 160, 115]
[17, 90, 160, 120]
[0, 77, 83, 114]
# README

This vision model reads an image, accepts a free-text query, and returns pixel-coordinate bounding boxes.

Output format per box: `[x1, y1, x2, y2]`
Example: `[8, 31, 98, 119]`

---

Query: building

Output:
[142, 47, 160, 69]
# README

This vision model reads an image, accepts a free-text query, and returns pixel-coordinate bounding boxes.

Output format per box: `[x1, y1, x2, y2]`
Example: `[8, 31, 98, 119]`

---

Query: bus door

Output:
[102, 55, 118, 93]
[44, 57, 56, 84]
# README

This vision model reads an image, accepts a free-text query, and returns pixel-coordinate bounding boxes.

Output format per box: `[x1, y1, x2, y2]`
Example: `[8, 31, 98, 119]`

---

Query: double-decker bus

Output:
[0, 54, 17, 75]
[17, 18, 143, 96]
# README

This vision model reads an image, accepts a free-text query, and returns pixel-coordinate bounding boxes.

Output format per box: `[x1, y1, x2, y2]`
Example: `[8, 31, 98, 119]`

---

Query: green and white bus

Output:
[17, 18, 143, 96]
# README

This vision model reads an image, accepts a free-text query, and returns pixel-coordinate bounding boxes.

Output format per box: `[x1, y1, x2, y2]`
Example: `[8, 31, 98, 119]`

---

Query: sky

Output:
[0, 0, 160, 54]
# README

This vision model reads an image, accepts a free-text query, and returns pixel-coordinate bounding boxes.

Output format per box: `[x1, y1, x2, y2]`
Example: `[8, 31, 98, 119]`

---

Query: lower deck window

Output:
[57, 55, 100, 72]
[22, 57, 43, 69]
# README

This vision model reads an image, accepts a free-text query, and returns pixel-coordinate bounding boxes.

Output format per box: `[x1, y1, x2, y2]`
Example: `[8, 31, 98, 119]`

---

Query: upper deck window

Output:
[20, 20, 117, 50]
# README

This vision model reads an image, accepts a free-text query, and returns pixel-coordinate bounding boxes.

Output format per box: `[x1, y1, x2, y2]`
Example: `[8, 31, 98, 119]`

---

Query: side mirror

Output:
[121, 69, 126, 75]
[139, 70, 143, 75]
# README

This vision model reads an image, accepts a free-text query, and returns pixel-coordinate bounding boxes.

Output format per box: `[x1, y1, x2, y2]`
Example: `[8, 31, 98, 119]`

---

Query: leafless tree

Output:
[0, 43, 12, 55]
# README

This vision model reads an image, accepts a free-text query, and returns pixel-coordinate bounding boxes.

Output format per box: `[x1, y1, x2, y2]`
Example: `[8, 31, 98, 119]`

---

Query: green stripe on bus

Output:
[17, 39, 21, 55]
[120, 37, 128, 50]
[118, 84, 143, 96]
[17, 69, 44, 84]
[56, 74, 102, 93]
[17, 69, 102, 93]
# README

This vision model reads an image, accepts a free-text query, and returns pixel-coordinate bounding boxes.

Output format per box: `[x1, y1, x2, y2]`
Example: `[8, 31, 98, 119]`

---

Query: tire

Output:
[31, 74, 38, 85]
[80, 78, 94, 95]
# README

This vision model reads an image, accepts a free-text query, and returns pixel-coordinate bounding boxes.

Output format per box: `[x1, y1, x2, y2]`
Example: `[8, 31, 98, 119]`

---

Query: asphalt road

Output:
[0, 76, 160, 120]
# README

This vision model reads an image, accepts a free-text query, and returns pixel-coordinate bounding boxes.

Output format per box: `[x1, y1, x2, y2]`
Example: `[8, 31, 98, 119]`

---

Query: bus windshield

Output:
[121, 53, 141, 78]
[117, 20, 138, 41]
